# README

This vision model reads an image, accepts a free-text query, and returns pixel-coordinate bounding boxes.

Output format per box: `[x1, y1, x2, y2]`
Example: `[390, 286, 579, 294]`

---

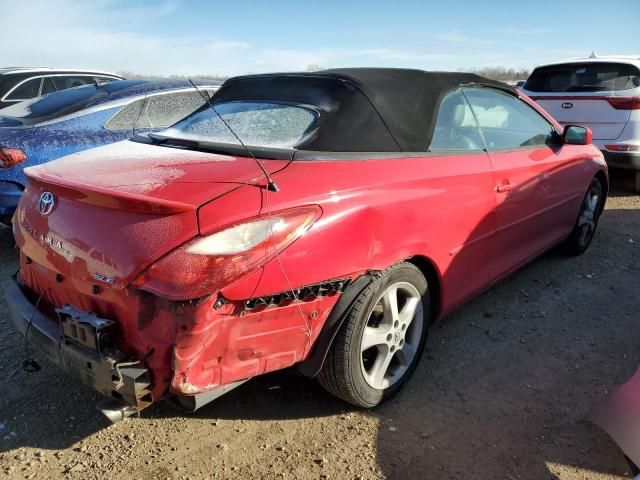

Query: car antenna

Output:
[188, 79, 279, 192]
[188, 81, 309, 342]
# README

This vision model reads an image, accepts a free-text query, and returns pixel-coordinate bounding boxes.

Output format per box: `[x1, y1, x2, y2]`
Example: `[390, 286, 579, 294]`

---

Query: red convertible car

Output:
[4, 69, 607, 417]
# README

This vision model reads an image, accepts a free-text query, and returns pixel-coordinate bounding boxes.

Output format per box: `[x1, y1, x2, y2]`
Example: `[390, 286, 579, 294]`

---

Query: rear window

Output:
[524, 62, 640, 93]
[142, 91, 208, 128]
[160, 101, 317, 148]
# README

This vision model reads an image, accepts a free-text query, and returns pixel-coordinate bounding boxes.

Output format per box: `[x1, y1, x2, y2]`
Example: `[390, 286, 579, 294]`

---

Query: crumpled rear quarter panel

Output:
[170, 293, 340, 395]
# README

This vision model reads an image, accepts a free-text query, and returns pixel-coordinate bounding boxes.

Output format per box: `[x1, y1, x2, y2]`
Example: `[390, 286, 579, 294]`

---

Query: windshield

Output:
[160, 101, 318, 148]
[524, 62, 640, 93]
[0, 84, 104, 126]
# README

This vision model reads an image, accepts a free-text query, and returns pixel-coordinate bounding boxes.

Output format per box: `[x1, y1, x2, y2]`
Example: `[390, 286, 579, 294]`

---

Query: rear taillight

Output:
[604, 144, 640, 152]
[0, 148, 27, 168]
[132, 206, 321, 300]
[606, 97, 640, 110]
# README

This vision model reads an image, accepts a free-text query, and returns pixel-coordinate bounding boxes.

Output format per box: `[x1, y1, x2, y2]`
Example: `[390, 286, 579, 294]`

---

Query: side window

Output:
[142, 91, 208, 128]
[94, 76, 118, 84]
[462, 88, 557, 151]
[430, 90, 484, 151]
[5, 77, 42, 101]
[41, 77, 57, 95]
[51, 76, 93, 90]
[104, 99, 146, 131]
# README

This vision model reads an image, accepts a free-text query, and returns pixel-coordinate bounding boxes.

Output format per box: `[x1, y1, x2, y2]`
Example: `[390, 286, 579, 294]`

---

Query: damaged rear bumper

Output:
[4, 263, 351, 413]
[2, 278, 152, 411]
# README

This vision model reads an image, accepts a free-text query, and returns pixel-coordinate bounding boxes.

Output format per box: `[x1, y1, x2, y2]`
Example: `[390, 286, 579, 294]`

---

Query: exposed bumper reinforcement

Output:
[2, 278, 152, 411]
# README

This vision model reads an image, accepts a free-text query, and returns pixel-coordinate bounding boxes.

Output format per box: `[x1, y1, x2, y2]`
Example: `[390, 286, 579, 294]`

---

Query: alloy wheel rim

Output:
[360, 282, 423, 390]
[577, 187, 599, 246]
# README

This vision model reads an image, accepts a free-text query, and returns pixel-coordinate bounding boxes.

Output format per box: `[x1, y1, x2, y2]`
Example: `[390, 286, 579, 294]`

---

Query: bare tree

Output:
[116, 65, 529, 83]
[461, 66, 531, 82]
[305, 64, 325, 72]
[117, 71, 230, 81]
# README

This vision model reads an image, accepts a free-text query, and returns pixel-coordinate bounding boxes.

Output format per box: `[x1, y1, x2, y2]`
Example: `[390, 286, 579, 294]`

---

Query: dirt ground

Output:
[0, 171, 638, 480]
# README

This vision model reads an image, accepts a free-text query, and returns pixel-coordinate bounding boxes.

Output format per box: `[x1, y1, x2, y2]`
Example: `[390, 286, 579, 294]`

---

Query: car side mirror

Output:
[563, 125, 592, 145]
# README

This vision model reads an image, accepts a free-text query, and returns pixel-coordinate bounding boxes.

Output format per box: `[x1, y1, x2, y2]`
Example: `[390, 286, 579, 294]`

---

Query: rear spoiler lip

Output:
[25, 169, 195, 214]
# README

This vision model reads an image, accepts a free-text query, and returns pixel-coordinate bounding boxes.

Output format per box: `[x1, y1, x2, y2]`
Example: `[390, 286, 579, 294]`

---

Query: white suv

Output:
[521, 55, 640, 191]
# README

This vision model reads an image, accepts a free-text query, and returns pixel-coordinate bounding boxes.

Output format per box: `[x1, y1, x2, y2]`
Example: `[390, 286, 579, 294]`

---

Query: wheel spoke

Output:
[399, 297, 419, 327]
[361, 326, 391, 351]
[359, 280, 425, 390]
[367, 347, 395, 389]
[578, 191, 599, 232]
[578, 224, 590, 244]
[578, 212, 589, 227]
[381, 286, 399, 324]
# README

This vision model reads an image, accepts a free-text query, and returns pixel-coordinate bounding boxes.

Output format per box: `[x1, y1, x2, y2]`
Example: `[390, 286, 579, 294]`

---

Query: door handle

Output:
[496, 183, 513, 193]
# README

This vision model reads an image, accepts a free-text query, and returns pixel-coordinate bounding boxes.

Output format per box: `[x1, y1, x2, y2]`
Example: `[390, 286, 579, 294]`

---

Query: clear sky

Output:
[2, 0, 638, 76]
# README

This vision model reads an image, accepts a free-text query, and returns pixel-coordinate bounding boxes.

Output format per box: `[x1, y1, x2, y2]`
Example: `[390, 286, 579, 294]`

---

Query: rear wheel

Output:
[318, 262, 430, 407]
[562, 178, 604, 255]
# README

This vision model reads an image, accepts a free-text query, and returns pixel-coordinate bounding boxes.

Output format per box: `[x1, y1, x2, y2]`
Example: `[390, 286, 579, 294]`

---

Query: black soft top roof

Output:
[213, 68, 514, 152]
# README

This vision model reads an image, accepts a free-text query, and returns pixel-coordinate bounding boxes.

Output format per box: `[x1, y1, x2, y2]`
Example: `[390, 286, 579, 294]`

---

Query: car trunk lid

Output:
[14, 140, 287, 288]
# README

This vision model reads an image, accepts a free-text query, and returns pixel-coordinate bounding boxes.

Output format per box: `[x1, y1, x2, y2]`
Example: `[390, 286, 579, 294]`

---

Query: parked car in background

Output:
[521, 56, 640, 191]
[0, 68, 124, 109]
[0, 79, 220, 222]
[3, 69, 607, 419]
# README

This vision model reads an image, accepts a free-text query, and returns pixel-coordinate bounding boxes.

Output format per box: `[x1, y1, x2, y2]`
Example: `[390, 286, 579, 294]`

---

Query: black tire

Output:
[318, 262, 430, 408]
[561, 177, 604, 256]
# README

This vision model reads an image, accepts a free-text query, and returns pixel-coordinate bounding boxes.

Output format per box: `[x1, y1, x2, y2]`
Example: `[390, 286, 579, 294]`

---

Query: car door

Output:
[463, 87, 584, 278]
[427, 89, 498, 306]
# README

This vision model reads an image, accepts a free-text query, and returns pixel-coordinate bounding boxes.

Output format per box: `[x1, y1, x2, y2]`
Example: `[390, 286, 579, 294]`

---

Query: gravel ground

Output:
[0, 172, 638, 480]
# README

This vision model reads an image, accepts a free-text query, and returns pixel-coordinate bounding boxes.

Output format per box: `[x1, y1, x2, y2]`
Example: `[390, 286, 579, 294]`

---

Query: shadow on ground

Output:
[370, 204, 639, 479]
[0, 185, 638, 480]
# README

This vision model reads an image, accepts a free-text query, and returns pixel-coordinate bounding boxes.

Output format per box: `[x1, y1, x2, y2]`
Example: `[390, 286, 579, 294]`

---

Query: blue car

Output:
[0, 79, 220, 221]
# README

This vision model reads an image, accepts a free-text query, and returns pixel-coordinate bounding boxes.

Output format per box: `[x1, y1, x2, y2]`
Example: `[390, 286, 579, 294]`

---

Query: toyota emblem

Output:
[38, 192, 56, 216]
